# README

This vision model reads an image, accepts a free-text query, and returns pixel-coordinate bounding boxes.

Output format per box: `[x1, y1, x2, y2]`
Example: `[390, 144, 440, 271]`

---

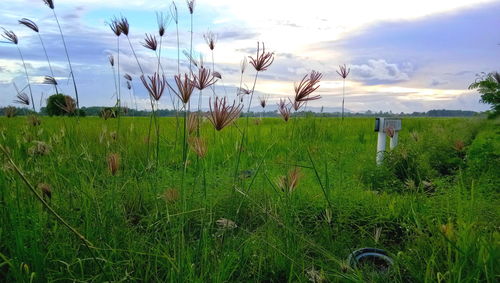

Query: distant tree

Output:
[46, 94, 75, 116]
[469, 72, 500, 117]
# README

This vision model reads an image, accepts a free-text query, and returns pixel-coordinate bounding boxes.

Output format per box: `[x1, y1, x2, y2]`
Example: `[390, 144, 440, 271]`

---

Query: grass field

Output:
[0, 116, 498, 282]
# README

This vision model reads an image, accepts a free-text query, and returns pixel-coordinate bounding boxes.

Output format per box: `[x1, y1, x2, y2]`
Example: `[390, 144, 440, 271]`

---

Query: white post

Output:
[376, 131, 386, 165]
[390, 132, 398, 150]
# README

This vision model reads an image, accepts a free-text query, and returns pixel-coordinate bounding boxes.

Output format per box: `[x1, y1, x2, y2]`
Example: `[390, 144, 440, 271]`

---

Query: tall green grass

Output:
[0, 116, 497, 282]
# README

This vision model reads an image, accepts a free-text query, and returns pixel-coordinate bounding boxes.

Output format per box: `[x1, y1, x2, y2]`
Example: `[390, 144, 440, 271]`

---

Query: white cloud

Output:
[351, 59, 412, 82]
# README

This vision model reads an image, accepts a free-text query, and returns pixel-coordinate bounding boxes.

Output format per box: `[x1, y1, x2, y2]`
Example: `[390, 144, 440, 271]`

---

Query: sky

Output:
[0, 0, 499, 113]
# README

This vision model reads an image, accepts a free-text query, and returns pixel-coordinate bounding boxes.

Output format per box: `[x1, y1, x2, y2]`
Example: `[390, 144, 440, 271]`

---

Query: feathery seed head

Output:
[203, 31, 217, 50]
[192, 67, 217, 90]
[156, 12, 169, 36]
[18, 18, 39, 33]
[14, 92, 30, 106]
[276, 167, 301, 193]
[141, 72, 166, 101]
[118, 17, 129, 36]
[337, 64, 350, 79]
[294, 70, 322, 103]
[187, 113, 200, 134]
[259, 95, 268, 108]
[187, 0, 195, 14]
[107, 153, 120, 176]
[1, 28, 18, 45]
[278, 99, 292, 122]
[240, 57, 247, 74]
[108, 55, 114, 67]
[208, 97, 243, 131]
[189, 136, 207, 158]
[249, 42, 274, 72]
[170, 2, 179, 24]
[213, 71, 222, 79]
[142, 33, 158, 51]
[172, 73, 195, 104]
[43, 0, 54, 9]
[238, 85, 252, 96]
[109, 18, 121, 36]
[55, 96, 76, 114]
[43, 76, 58, 86]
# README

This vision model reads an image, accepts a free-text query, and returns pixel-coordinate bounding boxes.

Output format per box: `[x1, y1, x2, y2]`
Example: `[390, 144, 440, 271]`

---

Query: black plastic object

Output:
[347, 248, 393, 271]
[374, 118, 381, 132]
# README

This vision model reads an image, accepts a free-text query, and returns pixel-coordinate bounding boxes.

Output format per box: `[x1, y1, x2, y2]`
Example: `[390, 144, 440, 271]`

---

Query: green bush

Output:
[46, 94, 73, 116]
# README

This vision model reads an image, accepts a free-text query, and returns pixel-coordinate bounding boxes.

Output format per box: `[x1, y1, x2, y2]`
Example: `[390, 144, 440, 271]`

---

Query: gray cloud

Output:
[350, 59, 413, 84]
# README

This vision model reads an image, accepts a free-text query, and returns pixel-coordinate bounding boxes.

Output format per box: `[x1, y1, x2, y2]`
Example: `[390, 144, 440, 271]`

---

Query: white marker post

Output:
[375, 117, 402, 165]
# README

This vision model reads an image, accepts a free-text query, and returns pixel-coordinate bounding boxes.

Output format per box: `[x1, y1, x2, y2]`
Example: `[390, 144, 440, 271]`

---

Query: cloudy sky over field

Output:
[0, 0, 499, 113]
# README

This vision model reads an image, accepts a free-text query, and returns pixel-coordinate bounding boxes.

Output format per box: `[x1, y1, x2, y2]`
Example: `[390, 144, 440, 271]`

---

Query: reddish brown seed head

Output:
[207, 97, 243, 131]
[141, 72, 166, 101]
[117, 17, 129, 36]
[337, 64, 350, 79]
[192, 67, 218, 90]
[249, 42, 274, 72]
[293, 70, 322, 106]
[107, 153, 120, 176]
[189, 136, 207, 158]
[38, 183, 52, 199]
[172, 73, 195, 104]
[142, 33, 158, 51]
[278, 99, 292, 122]
[109, 18, 121, 36]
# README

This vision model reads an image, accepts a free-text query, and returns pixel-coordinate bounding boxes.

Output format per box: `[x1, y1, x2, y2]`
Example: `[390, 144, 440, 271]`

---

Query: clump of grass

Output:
[4, 106, 17, 117]
[276, 167, 301, 193]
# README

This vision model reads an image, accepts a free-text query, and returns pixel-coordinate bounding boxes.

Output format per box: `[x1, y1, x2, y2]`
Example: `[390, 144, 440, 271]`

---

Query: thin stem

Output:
[126, 36, 144, 75]
[117, 36, 121, 139]
[234, 71, 259, 185]
[210, 50, 216, 96]
[176, 23, 180, 74]
[183, 103, 188, 163]
[341, 78, 345, 120]
[53, 10, 79, 110]
[0, 145, 108, 278]
[38, 33, 58, 94]
[158, 36, 163, 74]
[17, 46, 35, 112]
[189, 13, 193, 75]
[156, 101, 160, 165]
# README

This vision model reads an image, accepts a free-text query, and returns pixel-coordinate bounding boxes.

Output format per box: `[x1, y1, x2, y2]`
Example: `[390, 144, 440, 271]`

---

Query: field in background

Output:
[0, 116, 498, 282]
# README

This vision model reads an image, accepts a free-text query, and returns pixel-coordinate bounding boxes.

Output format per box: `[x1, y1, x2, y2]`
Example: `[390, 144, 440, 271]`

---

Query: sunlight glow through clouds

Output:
[207, 0, 496, 52]
[0, 0, 497, 112]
